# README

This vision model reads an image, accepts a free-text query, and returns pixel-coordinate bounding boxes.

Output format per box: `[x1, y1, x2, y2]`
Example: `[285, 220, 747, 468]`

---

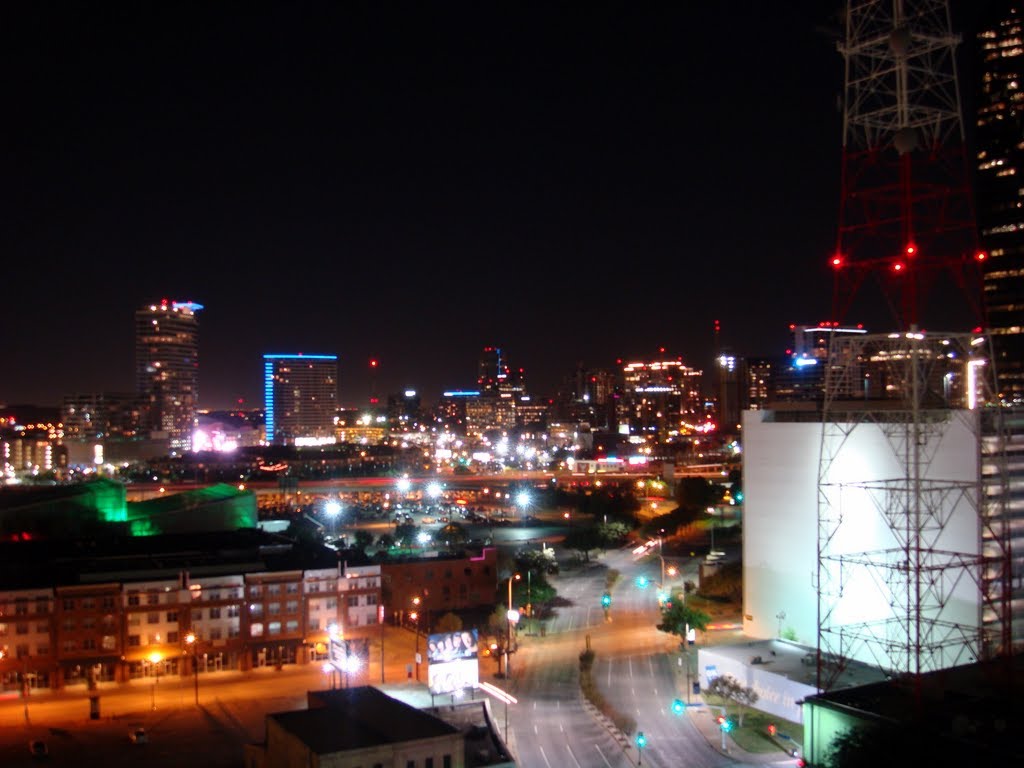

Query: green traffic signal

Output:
[671, 698, 685, 715]
[635, 731, 647, 748]
[636, 576, 649, 588]
[721, 718, 734, 733]
[601, 592, 612, 607]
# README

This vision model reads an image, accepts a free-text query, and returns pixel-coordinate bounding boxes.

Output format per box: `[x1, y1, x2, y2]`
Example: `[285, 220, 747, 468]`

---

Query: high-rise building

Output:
[620, 357, 703, 442]
[263, 354, 338, 445]
[135, 300, 203, 451]
[975, 2, 1024, 404]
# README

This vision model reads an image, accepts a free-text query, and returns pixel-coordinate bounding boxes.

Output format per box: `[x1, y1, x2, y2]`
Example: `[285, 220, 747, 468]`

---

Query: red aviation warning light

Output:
[905, 243, 917, 257]
[892, 261, 905, 273]
[831, 254, 843, 269]
[975, 250, 987, 262]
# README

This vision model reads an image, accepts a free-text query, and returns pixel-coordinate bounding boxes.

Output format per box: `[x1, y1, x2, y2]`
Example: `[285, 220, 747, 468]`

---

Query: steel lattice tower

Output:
[814, 1, 1014, 692]
[830, 0, 986, 329]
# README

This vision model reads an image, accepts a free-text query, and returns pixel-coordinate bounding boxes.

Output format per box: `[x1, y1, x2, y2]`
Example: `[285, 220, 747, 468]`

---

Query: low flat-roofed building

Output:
[246, 685, 464, 768]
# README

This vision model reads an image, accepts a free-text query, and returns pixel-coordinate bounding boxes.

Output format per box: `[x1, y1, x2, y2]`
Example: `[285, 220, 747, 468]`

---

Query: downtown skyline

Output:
[4, 2, 996, 410]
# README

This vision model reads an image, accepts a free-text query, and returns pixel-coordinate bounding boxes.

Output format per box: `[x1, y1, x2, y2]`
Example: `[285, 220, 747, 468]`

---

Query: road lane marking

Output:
[594, 744, 614, 767]
[565, 742, 583, 768]
[539, 745, 553, 768]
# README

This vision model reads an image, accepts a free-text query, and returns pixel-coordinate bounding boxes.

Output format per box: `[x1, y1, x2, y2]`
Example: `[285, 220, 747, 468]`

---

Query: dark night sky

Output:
[3, 2, 988, 410]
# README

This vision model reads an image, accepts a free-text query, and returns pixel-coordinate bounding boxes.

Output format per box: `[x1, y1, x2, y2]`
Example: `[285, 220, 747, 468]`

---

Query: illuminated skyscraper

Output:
[975, 2, 1024, 404]
[135, 299, 202, 451]
[263, 354, 339, 445]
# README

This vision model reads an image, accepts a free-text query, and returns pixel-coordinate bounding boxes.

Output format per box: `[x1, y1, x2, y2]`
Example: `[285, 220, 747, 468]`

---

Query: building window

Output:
[15, 598, 29, 615]
[228, 626, 240, 638]
[147, 613, 159, 624]
[406, 761, 414, 768]
[209, 607, 221, 619]
[285, 601, 298, 614]
[308, 582, 320, 593]
[268, 622, 282, 636]
[443, 756, 451, 768]
[128, 614, 141, 627]
[101, 596, 115, 609]
[286, 583, 299, 594]
[167, 631, 179, 644]
[34, 597, 49, 614]
[268, 603, 280, 615]
[82, 617, 96, 629]
[227, 605, 240, 618]
[62, 640, 77, 653]
[16, 623, 28, 635]
[82, 638, 96, 651]
[147, 593, 160, 605]
[62, 618, 75, 631]
[367, 594, 378, 606]
[325, 599, 337, 611]
[15, 644, 29, 658]
[166, 611, 178, 623]
[36, 623, 48, 633]
[285, 620, 298, 633]
[209, 627, 222, 640]
[62, 598, 74, 611]
[267, 585, 281, 596]
[348, 596, 359, 608]
[36, 644, 48, 656]
[309, 618, 320, 631]
[249, 586, 262, 598]
[128, 594, 141, 606]
[250, 623, 264, 637]
[128, 635, 141, 647]
[102, 635, 116, 650]
[426, 759, 433, 768]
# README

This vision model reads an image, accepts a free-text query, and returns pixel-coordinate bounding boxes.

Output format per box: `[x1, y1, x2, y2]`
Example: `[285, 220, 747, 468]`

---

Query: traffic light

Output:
[635, 731, 647, 749]
[636, 575, 649, 588]
[671, 698, 685, 715]
[720, 717, 734, 733]
[601, 592, 611, 608]
[768, 723, 777, 737]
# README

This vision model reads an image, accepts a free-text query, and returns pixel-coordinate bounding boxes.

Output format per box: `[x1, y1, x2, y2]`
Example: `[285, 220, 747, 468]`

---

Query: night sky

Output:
[4, 2, 989, 410]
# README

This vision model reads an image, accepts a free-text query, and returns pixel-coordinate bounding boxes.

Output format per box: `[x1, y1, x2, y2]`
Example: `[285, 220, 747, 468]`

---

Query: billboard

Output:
[427, 629, 479, 695]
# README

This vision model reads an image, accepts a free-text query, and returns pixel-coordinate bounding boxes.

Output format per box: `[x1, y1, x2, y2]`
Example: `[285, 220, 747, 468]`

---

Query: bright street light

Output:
[148, 651, 162, 711]
[184, 632, 200, 705]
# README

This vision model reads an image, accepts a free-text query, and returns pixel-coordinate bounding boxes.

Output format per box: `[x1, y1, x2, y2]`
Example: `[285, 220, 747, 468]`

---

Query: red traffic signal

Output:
[768, 724, 777, 736]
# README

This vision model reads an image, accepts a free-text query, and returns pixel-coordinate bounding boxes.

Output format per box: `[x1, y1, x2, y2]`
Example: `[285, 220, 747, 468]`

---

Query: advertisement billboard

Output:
[427, 629, 479, 695]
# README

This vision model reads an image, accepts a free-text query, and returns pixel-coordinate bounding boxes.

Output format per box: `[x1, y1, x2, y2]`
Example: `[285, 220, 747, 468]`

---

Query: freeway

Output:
[505, 545, 761, 768]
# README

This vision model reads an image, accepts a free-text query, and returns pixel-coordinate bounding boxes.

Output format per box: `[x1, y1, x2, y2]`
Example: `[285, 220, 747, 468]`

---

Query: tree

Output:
[352, 529, 374, 552]
[562, 527, 604, 561]
[438, 522, 468, 549]
[435, 611, 463, 633]
[656, 599, 711, 645]
[705, 673, 759, 726]
[674, 476, 725, 511]
[596, 520, 630, 548]
[393, 522, 419, 547]
[376, 532, 395, 550]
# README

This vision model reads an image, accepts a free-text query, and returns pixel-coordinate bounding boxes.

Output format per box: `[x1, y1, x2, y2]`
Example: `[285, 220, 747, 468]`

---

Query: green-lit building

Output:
[0, 478, 257, 541]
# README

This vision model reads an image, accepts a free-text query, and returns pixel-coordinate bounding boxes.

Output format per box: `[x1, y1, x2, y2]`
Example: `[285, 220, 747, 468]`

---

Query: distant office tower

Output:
[476, 347, 509, 394]
[620, 357, 703, 441]
[263, 354, 338, 445]
[135, 300, 203, 451]
[976, 2, 1024, 405]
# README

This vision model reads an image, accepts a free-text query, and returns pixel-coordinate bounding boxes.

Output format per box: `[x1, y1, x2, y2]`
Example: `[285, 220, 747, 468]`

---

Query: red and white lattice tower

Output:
[830, 0, 986, 330]
[814, 1, 1015, 693]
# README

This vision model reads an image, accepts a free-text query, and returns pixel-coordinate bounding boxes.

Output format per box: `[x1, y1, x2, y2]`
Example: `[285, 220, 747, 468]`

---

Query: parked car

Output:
[129, 728, 148, 744]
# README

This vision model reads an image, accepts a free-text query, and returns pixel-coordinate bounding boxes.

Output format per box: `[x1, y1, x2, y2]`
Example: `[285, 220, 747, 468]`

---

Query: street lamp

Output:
[325, 500, 341, 541]
[505, 574, 521, 678]
[411, 596, 422, 681]
[184, 632, 199, 706]
[148, 651, 162, 711]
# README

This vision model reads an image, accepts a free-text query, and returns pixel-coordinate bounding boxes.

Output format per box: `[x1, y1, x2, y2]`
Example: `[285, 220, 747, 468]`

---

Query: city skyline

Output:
[5, 3, 995, 410]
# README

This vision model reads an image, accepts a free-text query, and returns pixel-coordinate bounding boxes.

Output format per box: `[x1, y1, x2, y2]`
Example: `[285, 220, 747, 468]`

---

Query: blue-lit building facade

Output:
[263, 354, 339, 445]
